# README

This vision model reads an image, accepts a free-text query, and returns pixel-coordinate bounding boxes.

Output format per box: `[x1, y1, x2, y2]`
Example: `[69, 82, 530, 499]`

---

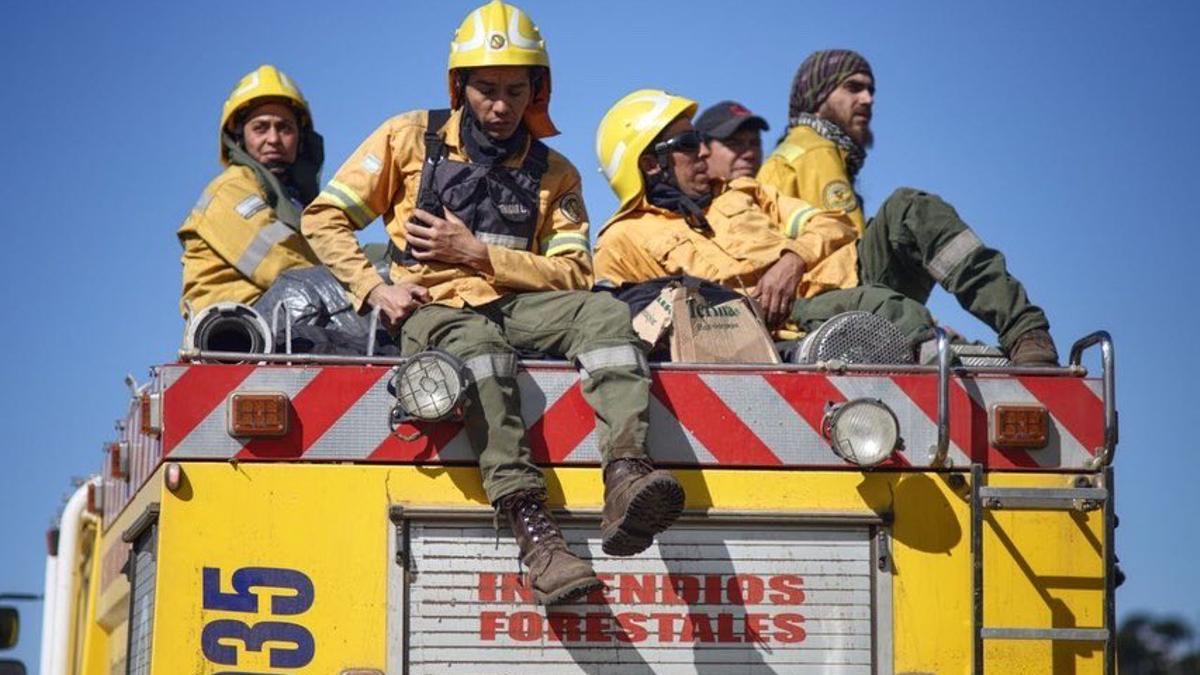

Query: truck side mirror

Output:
[0, 660, 27, 675]
[0, 607, 16, 650]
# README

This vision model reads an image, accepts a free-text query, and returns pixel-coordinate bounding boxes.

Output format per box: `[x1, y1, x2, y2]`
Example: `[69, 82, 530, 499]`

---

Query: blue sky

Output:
[2, 0, 1198, 667]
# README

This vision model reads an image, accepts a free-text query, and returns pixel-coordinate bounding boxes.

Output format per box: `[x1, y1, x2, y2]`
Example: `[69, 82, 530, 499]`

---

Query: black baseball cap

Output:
[694, 100, 770, 140]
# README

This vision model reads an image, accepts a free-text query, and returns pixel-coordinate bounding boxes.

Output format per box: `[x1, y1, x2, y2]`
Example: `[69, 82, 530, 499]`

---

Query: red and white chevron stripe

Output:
[101, 363, 1105, 528]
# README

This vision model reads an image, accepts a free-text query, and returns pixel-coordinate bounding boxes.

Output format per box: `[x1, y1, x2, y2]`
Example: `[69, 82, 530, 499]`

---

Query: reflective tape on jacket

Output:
[233, 220, 296, 278]
[926, 229, 983, 283]
[477, 232, 529, 249]
[193, 190, 215, 214]
[785, 205, 820, 239]
[321, 180, 377, 228]
[542, 231, 590, 257]
[576, 344, 646, 378]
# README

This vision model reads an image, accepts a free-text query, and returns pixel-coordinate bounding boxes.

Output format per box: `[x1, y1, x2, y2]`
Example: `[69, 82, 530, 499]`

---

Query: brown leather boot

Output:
[600, 457, 685, 556]
[1008, 329, 1059, 367]
[497, 489, 603, 605]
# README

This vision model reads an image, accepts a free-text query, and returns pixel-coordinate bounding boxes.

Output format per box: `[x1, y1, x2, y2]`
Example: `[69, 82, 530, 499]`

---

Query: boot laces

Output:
[517, 499, 562, 545]
[610, 456, 655, 478]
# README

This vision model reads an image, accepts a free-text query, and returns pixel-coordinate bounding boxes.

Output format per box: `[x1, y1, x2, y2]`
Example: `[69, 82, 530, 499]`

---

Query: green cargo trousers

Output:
[399, 290, 650, 504]
[792, 187, 1050, 351]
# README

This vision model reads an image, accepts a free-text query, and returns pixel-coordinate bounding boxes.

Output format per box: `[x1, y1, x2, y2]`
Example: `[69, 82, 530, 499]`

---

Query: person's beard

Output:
[843, 106, 873, 149]
[857, 124, 874, 150]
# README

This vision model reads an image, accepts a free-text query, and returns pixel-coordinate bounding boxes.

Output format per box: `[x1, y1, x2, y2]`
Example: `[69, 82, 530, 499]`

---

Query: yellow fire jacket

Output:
[178, 165, 321, 315]
[757, 124, 867, 234]
[301, 109, 592, 310]
[594, 178, 858, 299]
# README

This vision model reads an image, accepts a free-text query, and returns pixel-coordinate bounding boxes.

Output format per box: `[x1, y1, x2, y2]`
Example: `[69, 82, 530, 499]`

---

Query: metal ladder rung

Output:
[981, 627, 1110, 642]
[971, 464, 1117, 674]
[977, 486, 1108, 510]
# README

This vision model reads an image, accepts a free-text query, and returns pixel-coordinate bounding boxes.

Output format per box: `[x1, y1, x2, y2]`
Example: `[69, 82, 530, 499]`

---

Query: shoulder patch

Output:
[822, 180, 857, 212]
[361, 153, 383, 174]
[557, 192, 586, 224]
[234, 194, 268, 220]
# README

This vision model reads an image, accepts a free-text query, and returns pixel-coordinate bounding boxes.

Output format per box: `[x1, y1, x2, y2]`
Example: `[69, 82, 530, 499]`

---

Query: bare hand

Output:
[751, 252, 806, 327]
[367, 282, 431, 328]
[405, 208, 489, 269]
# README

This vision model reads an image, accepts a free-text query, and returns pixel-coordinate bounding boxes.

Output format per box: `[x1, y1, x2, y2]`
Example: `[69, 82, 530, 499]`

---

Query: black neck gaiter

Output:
[646, 178, 713, 231]
[460, 106, 528, 166]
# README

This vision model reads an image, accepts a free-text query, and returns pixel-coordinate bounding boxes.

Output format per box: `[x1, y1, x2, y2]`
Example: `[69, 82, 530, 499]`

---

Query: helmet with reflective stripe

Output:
[448, 0, 557, 138]
[595, 89, 697, 213]
[219, 64, 312, 165]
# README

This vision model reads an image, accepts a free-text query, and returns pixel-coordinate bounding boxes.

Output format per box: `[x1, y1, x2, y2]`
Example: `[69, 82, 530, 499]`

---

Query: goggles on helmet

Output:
[653, 130, 703, 155]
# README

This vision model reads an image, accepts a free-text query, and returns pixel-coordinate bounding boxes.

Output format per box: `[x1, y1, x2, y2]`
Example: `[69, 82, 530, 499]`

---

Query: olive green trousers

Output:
[400, 290, 650, 503]
[792, 187, 1050, 350]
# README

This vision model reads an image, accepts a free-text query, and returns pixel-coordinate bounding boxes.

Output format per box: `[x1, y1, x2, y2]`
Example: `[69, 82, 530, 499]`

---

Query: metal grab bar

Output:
[366, 306, 381, 358]
[1070, 331, 1117, 467]
[270, 302, 294, 356]
[928, 326, 951, 468]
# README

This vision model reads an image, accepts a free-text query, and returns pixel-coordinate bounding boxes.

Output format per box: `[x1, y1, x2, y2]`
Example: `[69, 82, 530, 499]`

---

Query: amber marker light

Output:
[108, 442, 128, 480]
[139, 392, 161, 436]
[991, 404, 1049, 449]
[86, 482, 102, 515]
[227, 392, 290, 438]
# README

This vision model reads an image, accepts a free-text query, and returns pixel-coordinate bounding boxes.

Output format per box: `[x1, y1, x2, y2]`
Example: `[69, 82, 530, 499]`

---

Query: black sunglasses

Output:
[653, 130, 703, 155]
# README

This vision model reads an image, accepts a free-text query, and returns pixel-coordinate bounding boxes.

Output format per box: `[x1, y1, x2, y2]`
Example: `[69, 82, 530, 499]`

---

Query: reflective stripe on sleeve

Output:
[233, 220, 295, 278]
[785, 206, 819, 238]
[462, 352, 517, 383]
[542, 232, 591, 257]
[193, 191, 214, 214]
[576, 344, 646, 378]
[321, 180, 377, 228]
[926, 229, 984, 283]
[477, 232, 529, 249]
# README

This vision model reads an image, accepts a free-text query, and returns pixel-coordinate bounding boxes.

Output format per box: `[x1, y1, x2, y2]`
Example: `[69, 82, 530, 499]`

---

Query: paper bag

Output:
[671, 290, 781, 364]
[630, 283, 781, 364]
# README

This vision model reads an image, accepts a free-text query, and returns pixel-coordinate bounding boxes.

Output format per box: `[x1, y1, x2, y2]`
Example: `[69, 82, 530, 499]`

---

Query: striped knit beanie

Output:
[788, 50, 874, 120]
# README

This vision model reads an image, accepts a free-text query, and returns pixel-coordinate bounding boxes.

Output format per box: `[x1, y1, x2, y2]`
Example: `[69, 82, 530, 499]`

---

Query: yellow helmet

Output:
[595, 89, 697, 212]
[219, 64, 311, 165]
[447, 0, 557, 138]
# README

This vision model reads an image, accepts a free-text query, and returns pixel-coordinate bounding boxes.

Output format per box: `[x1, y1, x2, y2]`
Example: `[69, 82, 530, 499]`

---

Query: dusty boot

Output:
[601, 457, 685, 556]
[1008, 329, 1059, 367]
[497, 490, 603, 605]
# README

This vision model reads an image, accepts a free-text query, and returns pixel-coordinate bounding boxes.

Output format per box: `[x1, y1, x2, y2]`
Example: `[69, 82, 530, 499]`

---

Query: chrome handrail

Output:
[1070, 331, 1117, 467]
[366, 306, 381, 358]
[270, 302, 293, 356]
[927, 326, 952, 468]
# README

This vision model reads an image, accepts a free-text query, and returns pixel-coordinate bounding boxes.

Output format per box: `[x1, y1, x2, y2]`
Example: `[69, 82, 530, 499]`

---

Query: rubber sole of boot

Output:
[601, 473, 685, 557]
[533, 574, 605, 606]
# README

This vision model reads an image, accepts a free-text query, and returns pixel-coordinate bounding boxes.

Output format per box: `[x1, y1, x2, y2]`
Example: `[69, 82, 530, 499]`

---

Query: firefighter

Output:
[757, 50, 1058, 366]
[301, 1, 684, 605]
[695, 100, 770, 181]
[178, 65, 325, 315]
[594, 89, 892, 332]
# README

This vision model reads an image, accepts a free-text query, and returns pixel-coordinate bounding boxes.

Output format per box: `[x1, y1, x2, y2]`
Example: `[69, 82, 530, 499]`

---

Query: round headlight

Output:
[824, 399, 901, 467]
[393, 350, 467, 422]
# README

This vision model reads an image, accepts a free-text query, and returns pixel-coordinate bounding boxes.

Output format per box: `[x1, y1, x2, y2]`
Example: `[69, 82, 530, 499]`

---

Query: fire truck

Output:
[34, 321, 1118, 674]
